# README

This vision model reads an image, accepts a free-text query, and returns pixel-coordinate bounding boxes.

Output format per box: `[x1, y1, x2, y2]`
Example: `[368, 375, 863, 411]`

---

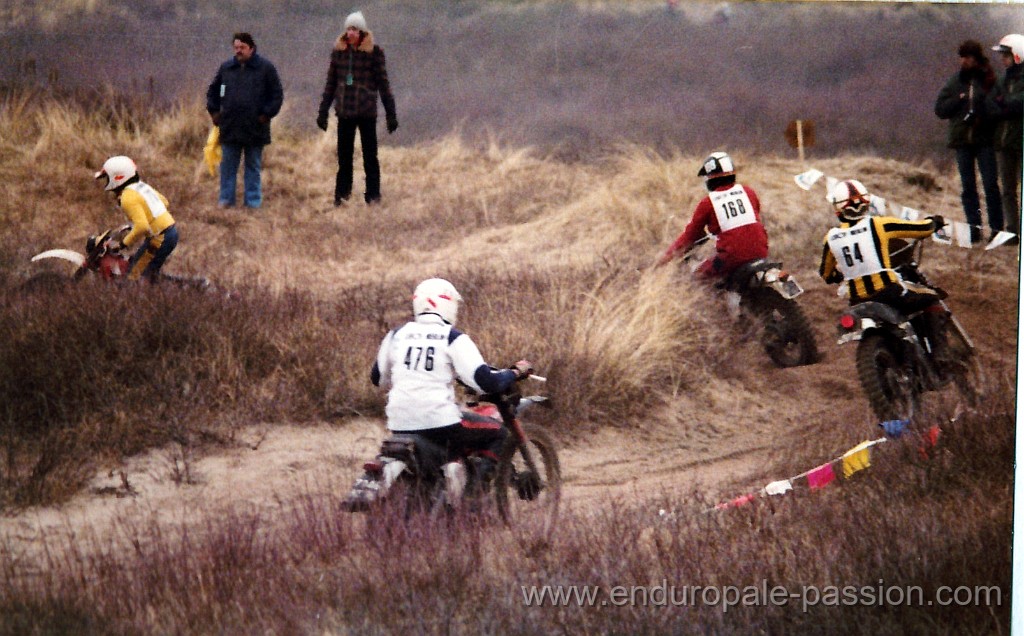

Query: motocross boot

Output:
[442, 461, 468, 509]
[457, 455, 499, 513]
[341, 458, 407, 512]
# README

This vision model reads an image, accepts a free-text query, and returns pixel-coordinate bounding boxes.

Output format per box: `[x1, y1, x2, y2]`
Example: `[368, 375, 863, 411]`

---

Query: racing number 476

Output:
[404, 346, 435, 371]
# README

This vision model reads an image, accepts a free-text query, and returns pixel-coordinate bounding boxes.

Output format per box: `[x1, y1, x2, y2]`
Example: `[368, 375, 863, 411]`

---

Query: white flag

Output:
[868, 195, 887, 216]
[897, 206, 920, 221]
[986, 231, 1016, 251]
[824, 176, 839, 197]
[952, 222, 974, 248]
[794, 169, 824, 191]
[764, 480, 793, 496]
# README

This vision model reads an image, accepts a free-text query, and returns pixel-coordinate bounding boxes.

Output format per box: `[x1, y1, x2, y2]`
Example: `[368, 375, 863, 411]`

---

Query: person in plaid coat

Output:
[317, 11, 399, 206]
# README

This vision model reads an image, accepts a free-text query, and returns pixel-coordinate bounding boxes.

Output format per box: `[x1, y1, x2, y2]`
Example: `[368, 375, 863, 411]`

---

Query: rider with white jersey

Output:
[344, 278, 532, 510]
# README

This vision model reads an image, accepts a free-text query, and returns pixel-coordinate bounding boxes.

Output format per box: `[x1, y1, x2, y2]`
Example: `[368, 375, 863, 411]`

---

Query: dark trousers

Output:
[401, 421, 508, 477]
[997, 148, 1021, 235]
[128, 225, 178, 282]
[335, 117, 380, 203]
[955, 145, 1003, 237]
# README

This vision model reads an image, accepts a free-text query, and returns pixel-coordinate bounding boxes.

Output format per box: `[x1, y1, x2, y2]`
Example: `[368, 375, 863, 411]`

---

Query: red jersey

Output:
[663, 183, 769, 276]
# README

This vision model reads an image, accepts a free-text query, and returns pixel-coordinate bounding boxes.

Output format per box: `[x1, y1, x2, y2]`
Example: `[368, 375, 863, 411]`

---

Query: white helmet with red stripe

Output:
[94, 155, 137, 191]
[413, 278, 462, 326]
[992, 34, 1024, 65]
[827, 179, 871, 221]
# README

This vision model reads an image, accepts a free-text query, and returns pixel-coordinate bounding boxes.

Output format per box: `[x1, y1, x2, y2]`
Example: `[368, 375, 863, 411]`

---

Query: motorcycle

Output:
[717, 258, 820, 368]
[25, 226, 212, 293]
[835, 240, 980, 421]
[343, 371, 561, 534]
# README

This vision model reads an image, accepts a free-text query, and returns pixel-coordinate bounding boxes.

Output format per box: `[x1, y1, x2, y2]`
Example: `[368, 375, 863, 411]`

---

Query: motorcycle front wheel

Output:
[943, 322, 985, 407]
[494, 423, 561, 536]
[856, 333, 919, 421]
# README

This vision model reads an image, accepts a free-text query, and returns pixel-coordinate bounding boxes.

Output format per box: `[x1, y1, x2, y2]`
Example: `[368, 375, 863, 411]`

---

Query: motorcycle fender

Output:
[837, 331, 863, 345]
[837, 317, 877, 345]
[31, 249, 86, 268]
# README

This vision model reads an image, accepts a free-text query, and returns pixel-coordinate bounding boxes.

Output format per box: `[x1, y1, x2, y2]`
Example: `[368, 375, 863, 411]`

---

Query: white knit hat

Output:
[344, 11, 367, 32]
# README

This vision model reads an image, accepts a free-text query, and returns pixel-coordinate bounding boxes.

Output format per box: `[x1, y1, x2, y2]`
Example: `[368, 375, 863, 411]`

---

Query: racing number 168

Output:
[724, 200, 747, 218]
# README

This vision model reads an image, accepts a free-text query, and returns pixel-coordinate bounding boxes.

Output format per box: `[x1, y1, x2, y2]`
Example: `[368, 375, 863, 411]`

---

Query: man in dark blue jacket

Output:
[206, 32, 284, 209]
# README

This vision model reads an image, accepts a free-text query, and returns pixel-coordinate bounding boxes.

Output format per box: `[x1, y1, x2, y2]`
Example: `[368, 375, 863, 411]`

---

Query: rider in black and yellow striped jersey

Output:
[819, 179, 945, 308]
[819, 179, 952, 362]
[94, 156, 178, 282]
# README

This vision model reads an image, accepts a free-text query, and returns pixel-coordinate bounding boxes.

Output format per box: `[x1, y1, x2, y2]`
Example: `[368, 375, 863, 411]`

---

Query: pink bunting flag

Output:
[715, 493, 756, 510]
[806, 462, 836, 489]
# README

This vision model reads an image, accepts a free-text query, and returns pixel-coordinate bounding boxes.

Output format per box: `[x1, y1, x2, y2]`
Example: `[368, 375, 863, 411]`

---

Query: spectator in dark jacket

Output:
[935, 39, 1003, 244]
[317, 11, 398, 206]
[206, 32, 284, 209]
[990, 34, 1024, 245]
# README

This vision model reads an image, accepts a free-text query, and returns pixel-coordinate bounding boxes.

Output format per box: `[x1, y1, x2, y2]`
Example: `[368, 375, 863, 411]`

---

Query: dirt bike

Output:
[835, 240, 980, 421]
[24, 226, 212, 293]
[344, 371, 561, 534]
[717, 258, 820, 368]
[674, 234, 818, 368]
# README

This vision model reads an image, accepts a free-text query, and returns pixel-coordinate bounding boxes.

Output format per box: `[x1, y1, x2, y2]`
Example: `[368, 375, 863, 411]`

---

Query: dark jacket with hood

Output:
[206, 52, 284, 147]
[990, 62, 1024, 152]
[318, 31, 396, 122]
[935, 66, 998, 148]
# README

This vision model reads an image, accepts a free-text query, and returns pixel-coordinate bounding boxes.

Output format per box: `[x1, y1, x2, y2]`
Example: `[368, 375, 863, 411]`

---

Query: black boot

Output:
[465, 455, 497, 498]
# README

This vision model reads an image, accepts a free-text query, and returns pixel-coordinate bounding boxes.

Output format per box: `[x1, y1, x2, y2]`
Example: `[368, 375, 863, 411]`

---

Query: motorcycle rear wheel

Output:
[494, 423, 561, 536]
[856, 333, 919, 421]
[746, 289, 819, 368]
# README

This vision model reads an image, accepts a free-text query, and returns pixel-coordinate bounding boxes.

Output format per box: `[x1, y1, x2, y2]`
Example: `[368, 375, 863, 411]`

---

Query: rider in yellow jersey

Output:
[818, 180, 944, 305]
[819, 179, 952, 362]
[94, 156, 178, 282]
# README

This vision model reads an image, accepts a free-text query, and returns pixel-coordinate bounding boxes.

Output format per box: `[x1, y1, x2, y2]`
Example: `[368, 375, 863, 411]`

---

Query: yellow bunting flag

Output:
[203, 126, 221, 177]
[842, 441, 873, 478]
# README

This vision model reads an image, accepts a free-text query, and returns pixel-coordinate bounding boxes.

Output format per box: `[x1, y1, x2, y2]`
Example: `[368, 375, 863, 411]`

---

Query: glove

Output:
[511, 359, 534, 380]
[210, 112, 221, 126]
[927, 215, 946, 232]
[386, 114, 398, 134]
[316, 112, 329, 131]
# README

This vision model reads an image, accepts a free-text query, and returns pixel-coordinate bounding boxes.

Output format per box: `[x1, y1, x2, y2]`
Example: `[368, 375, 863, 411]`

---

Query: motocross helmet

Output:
[992, 34, 1024, 65]
[697, 151, 736, 191]
[413, 278, 462, 326]
[828, 179, 871, 222]
[94, 155, 137, 191]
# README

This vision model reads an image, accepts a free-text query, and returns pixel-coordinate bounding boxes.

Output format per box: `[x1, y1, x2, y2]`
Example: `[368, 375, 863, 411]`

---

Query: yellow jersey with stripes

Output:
[819, 216, 936, 302]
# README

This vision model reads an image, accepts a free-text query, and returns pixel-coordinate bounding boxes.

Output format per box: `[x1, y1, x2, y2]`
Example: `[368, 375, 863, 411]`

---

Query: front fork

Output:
[509, 417, 541, 475]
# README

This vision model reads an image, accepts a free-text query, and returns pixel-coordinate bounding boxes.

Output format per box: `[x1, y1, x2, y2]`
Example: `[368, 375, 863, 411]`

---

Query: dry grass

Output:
[0, 407, 1011, 634]
[0, 86, 1016, 633]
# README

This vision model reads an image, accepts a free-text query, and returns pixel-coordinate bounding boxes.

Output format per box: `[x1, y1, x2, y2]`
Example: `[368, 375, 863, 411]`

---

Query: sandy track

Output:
[1, 248, 1016, 560]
